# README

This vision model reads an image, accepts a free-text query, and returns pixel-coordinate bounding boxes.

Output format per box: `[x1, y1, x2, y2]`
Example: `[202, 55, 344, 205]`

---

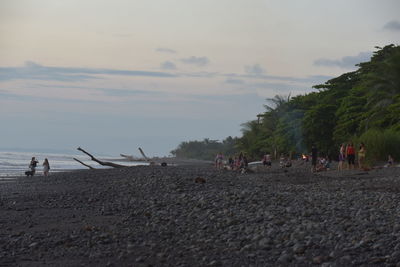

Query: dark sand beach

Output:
[1, 163, 400, 266]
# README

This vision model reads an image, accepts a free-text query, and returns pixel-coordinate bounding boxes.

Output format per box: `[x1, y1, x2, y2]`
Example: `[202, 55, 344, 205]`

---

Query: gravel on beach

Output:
[1, 163, 400, 266]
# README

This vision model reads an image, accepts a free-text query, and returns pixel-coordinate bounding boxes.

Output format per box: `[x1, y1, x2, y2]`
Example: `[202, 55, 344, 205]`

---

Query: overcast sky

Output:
[1, 0, 399, 156]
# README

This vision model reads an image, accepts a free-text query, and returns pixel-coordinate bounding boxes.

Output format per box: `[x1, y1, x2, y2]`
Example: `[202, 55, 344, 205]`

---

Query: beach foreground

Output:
[1, 164, 400, 266]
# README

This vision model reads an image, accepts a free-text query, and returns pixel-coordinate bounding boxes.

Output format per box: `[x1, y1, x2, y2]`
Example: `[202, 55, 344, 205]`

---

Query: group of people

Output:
[262, 153, 272, 167]
[317, 142, 394, 171]
[215, 152, 249, 172]
[27, 157, 50, 177]
[310, 143, 365, 172]
[216, 142, 395, 174]
[279, 154, 292, 168]
[337, 142, 366, 171]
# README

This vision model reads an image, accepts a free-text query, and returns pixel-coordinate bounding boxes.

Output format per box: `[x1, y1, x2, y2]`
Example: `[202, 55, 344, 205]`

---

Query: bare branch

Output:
[77, 147, 128, 168]
[73, 158, 95, 169]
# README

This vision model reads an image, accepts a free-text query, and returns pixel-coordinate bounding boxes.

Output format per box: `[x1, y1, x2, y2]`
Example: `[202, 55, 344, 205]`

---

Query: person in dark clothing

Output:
[311, 145, 318, 172]
[29, 157, 39, 176]
[228, 157, 234, 169]
[346, 143, 356, 170]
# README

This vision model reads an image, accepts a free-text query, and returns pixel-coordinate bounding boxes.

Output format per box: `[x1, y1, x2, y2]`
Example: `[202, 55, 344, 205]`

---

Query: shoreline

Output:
[1, 164, 400, 266]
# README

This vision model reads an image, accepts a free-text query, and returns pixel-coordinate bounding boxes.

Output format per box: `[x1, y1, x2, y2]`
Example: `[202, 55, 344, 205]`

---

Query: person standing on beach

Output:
[311, 144, 318, 172]
[215, 152, 224, 169]
[346, 143, 356, 170]
[338, 143, 345, 170]
[358, 143, 366, 170]
[228, 156, 234, 169]
[236, 152, 244, 171]
[29, 157, 39, 176]
[43, 158, 50, 176]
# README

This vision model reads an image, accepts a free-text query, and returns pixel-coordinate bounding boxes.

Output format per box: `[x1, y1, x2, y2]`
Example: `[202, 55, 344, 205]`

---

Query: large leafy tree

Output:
[238, 44, 400, 160]
[359, 45, 400, 130]
[172, 45, 400, 162]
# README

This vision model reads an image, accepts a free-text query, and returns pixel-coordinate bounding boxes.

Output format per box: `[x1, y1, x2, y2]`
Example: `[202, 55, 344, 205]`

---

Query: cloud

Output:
[180, 71, 217, 78]
[252, 81, 302, 92]
[383, 20, 400, 31]
[225, 78, 245, 85]
[180, 56, 209, 67]
[0, 61, 177, 82]
[244, 64, 265, 76]
[160, 61, 177, 70]
[99, 88, 167, 97]
[224, 72, 332, 85]
[313, 51, 372, 69]
[156, 47, 177, 54]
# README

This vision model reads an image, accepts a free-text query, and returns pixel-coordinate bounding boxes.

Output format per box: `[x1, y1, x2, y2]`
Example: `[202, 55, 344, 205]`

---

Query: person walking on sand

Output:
[311, 144, 318, 172]
[338, 143, 345, 170]
[29, 157, 39, 176]
[346, 143, 355, 170]
[43, 158, 50, 176]
[358, 143, 366, 170]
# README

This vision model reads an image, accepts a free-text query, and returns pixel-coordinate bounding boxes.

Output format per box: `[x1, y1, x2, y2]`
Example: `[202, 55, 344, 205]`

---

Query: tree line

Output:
[171, 44, 400, 163]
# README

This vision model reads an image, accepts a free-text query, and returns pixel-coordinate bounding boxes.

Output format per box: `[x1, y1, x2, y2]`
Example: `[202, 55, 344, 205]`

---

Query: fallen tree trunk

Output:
[77, 147, 128, 168]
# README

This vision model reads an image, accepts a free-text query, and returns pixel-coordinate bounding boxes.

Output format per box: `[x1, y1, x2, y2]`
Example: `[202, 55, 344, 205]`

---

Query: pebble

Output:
[1, 164, 400, 266]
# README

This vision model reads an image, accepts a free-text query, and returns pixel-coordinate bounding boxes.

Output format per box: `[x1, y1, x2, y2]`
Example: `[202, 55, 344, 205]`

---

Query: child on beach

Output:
[43, 158, 50, 176]
[386, 155, 394, 167]
[279, 154, 285, 168]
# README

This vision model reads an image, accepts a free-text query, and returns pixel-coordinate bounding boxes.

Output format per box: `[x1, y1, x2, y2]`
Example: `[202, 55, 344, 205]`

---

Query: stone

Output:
[293, 243, 305, 254]
[195, 177, 206, 184]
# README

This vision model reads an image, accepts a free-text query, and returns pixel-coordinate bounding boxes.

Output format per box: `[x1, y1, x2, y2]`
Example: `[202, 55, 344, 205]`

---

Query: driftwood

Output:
[120, 152, 151, 162]
[77, 147, 128, 168]
[138, 147, 150, 161]
[73, 158, 95, 169]
[120, 154, 135, 161]
[138, 147, 157, 165]
[75, 147, 210, 169]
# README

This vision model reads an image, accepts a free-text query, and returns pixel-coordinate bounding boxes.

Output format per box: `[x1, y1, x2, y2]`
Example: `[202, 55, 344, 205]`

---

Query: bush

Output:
[358, 128, 400, 164]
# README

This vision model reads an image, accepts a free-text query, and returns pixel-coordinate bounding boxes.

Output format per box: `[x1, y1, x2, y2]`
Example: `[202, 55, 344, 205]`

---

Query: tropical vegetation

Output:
[171, 44, 400, 163]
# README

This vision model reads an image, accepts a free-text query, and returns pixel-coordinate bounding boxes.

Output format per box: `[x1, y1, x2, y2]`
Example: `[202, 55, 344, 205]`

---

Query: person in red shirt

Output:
[346, 143, 355, 170]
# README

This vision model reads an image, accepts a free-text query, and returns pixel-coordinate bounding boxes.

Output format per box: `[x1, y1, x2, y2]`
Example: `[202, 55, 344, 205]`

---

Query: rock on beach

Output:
[1, 163, 400, 266]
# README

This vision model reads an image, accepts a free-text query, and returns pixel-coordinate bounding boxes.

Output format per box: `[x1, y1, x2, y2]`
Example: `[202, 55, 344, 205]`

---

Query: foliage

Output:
[237, 44, 400, 161]
[170, 137, 239, 161]
[172, 44, 400, 163]
[356, 129, 400, 164]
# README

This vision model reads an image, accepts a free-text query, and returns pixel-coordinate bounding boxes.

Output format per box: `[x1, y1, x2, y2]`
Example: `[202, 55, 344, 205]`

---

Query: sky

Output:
[1, 0, 399, 157]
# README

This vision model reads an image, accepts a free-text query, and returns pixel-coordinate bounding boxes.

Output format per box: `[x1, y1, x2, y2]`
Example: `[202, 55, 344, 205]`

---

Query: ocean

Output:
[0, 150, 147, 178]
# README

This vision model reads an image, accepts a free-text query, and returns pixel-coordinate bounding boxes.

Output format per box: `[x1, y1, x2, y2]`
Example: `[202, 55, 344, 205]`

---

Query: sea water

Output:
[0, 150, 147, 178]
